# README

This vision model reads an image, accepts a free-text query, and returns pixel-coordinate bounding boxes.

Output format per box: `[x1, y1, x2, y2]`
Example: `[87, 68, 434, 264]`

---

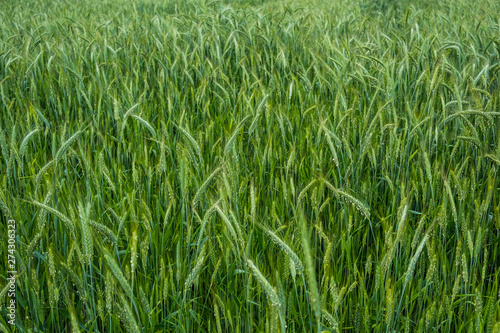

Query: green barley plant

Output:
[1, 0, 500, 331]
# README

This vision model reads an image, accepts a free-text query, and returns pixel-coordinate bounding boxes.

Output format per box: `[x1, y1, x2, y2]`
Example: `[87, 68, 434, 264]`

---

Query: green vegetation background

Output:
[1, 0, 500, 331]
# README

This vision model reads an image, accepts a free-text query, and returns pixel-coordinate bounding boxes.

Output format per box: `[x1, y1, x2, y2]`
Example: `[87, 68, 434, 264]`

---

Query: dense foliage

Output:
[1, 0, 500, 331]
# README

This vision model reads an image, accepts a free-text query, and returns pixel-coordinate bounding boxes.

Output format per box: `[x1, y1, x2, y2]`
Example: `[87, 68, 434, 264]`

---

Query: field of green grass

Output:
[1, 0, 500, 331]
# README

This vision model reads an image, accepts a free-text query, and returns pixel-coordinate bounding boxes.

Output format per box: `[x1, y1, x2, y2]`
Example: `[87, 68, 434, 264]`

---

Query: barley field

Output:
[1, 0, 500, 331]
